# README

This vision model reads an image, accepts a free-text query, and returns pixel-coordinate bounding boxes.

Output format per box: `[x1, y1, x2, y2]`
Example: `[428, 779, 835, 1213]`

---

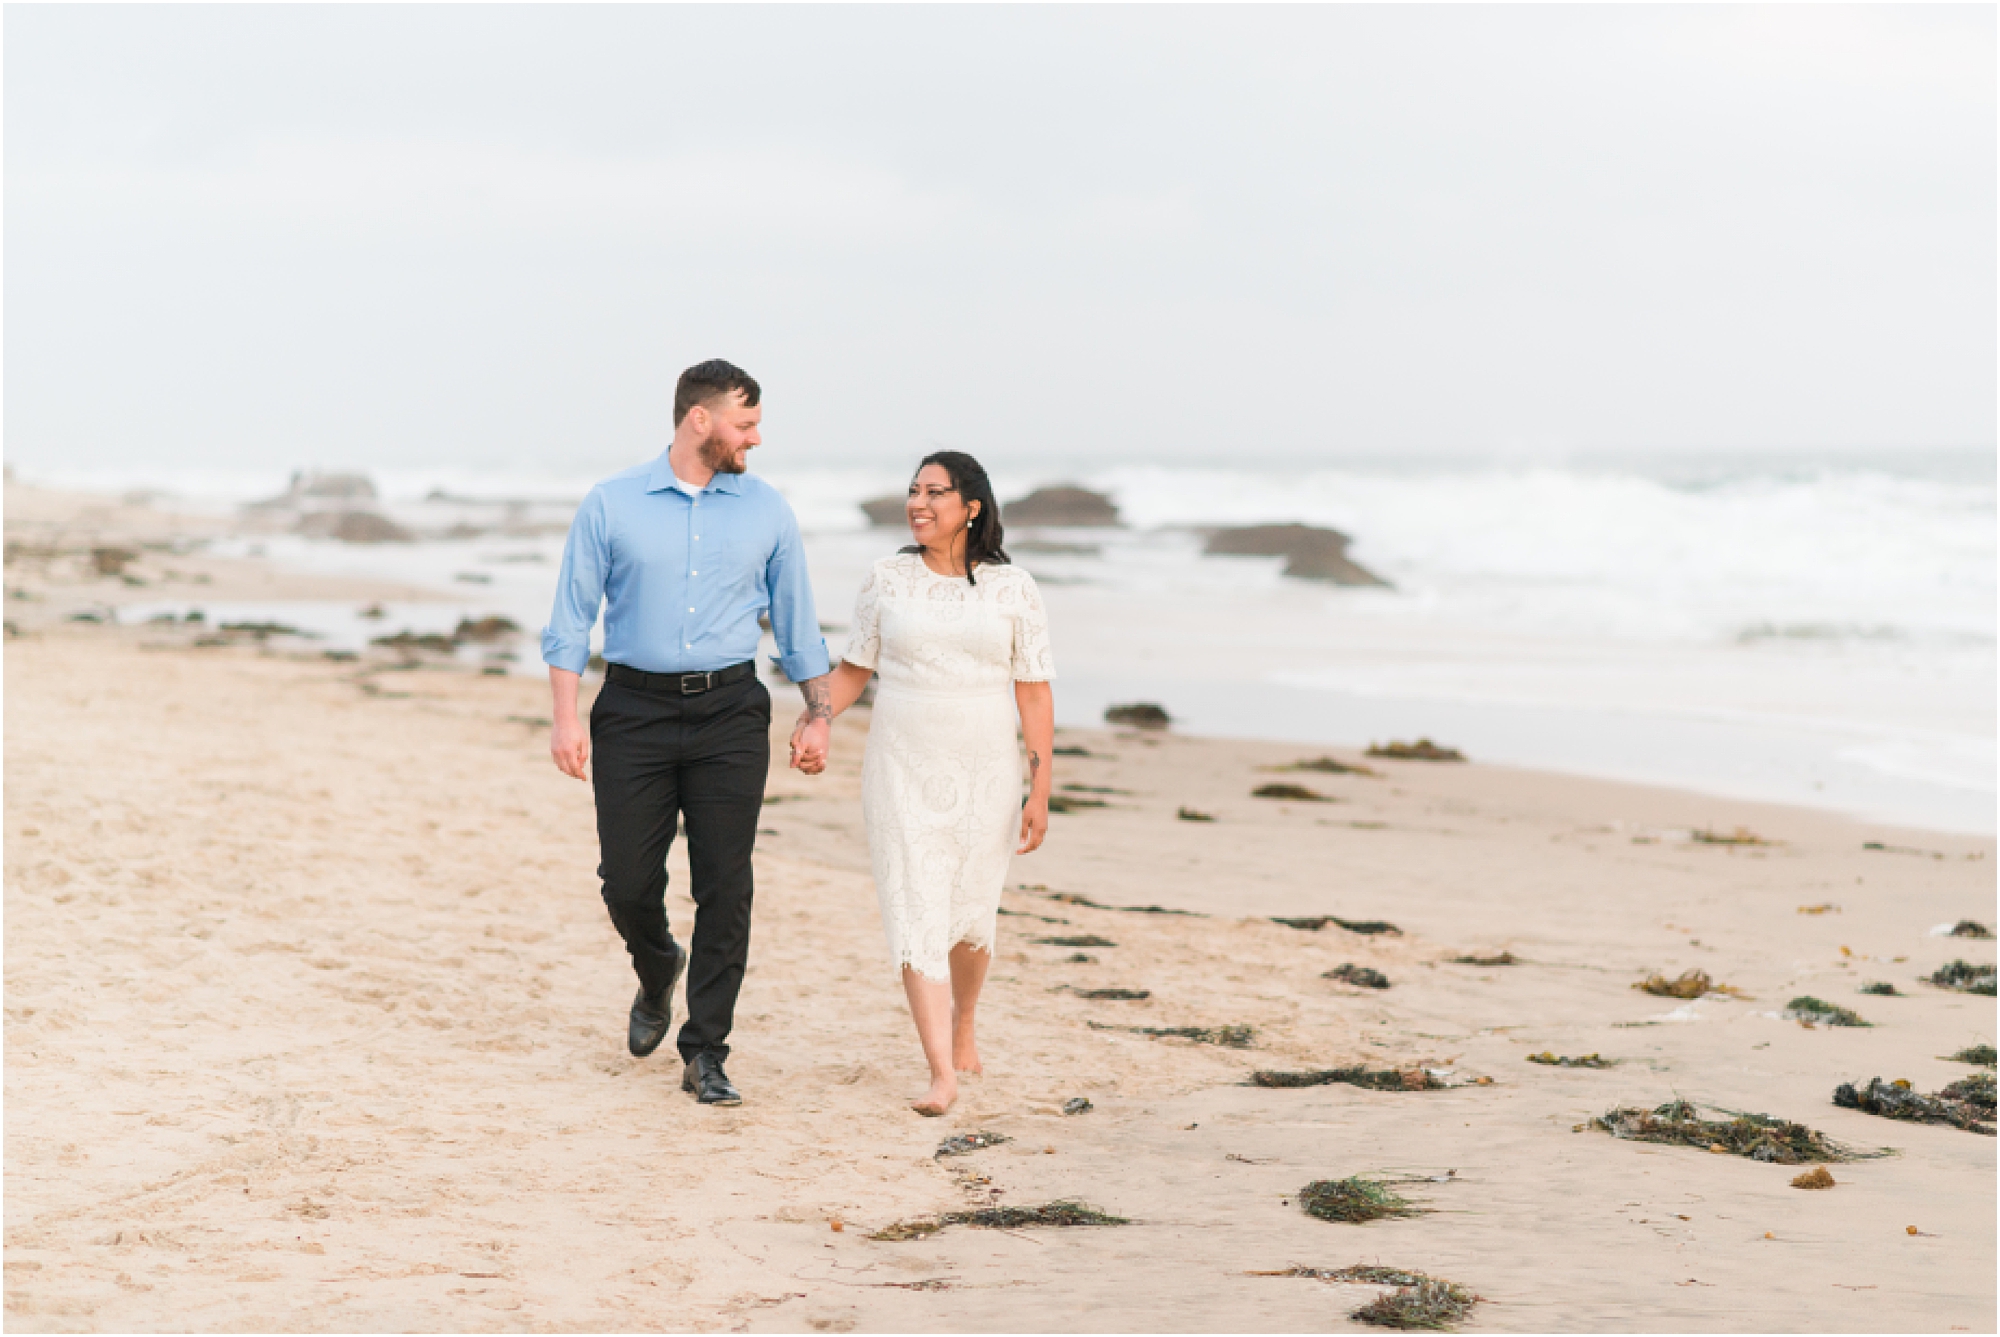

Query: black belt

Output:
[606, 660, 757, 696]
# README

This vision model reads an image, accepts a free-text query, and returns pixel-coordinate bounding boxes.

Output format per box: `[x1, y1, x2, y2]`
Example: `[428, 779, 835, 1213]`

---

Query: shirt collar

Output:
[645, 450, 744, 496]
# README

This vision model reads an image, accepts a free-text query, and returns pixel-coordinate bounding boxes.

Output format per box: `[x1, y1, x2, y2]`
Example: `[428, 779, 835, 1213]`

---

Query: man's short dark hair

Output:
[673, 359, 761, 427]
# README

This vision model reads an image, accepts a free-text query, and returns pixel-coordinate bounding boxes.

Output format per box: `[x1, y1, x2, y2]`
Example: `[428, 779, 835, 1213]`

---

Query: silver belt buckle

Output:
[680, 671, 713, 695]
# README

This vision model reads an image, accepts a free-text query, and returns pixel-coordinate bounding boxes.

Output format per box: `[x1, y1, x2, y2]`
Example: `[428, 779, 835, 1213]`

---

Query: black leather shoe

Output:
[627, 945, 685, 1058]
[682, 1052, 742, 1106]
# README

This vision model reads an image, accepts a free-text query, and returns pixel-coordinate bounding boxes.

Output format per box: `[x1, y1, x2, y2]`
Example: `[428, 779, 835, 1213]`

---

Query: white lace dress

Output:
[842, 554, 1056, 981]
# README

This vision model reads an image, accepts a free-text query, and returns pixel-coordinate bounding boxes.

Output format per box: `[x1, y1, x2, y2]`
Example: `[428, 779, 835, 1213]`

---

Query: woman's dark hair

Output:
[899, 450, 1009, 583]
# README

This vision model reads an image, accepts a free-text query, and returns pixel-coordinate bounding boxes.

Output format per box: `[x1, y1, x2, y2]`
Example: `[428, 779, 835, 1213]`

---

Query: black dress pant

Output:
[589, 672, 771, 1062]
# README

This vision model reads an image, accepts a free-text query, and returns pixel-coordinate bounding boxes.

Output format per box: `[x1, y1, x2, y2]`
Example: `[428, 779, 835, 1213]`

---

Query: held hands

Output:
[550, 716, 589, 780]
[1018, 794, 1049, 854]
[789, 713, 831, 775]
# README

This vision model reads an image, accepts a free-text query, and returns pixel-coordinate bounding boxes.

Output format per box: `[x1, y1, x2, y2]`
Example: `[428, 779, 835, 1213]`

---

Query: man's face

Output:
[694, 392, 762, 474]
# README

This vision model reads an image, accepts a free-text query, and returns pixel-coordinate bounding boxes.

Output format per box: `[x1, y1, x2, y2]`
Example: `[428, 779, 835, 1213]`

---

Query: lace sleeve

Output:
[1010, 571, 1056, 681]
[843, 565, 883, 670]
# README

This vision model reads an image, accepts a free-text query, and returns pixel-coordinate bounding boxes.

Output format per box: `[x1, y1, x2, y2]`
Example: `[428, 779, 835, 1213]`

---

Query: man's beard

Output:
[699, 433, 747, 475]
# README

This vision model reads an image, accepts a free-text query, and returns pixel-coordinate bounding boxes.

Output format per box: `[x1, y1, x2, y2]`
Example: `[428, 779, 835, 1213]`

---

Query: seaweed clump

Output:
[1352, 1278, 1479, 1331]
[1857, 982, 1900, 996]
[1272, 916, 1401, 935]
[869, 1199, 1128, 1241]
[1365, 739, 1465, 762]
[1250, 1066, 1446, 1091]
[1298, 1177, 1423, 1224]
[1061, 1097, 1093, 1115]
[1104, 702, 1170, 729]
[1046, 794, 1108, 814]
[1925, 960, 1997, 996]
[1047, 893, 1201, 916]
[934, 1131, 1010, 1158]
[1833, 1073, 1995, 1135]
[1072, 987, 1150, 1001]
[1036, 934, 1116, 948]
[1945, 1044, 1996, 1068]
[1325, 964, 1391, 989]
[1948, 920, 1995, 939]
[1783, 996, 1870, 1027]
[1280, 756, 1380, 776]
[1253, 783, 1335, 802]
[1177, 807, 1216, 822]
[1634, 970, 1715, 999]
[1526, 1052, 1613, 1068]
[1791, 1167, 1836, 1190]
[1591, 1100, 1864, 1163]
[1691, 826, 1770, 846]
[1088, 1022, 1254, 1047]
[1450, 952, 1516, 966]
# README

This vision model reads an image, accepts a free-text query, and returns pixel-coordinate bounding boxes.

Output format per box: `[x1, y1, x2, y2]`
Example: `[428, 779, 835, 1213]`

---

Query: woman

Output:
[801, 451, 1055, 1115]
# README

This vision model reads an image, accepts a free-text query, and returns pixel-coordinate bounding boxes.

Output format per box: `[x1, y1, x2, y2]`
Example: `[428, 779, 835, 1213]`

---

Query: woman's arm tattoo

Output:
[800, 676, 833, 722]
[1029, 750, 1042, 779]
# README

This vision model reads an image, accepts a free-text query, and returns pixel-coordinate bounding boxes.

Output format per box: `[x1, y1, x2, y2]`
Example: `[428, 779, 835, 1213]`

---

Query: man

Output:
[543, 359, 833, 1106]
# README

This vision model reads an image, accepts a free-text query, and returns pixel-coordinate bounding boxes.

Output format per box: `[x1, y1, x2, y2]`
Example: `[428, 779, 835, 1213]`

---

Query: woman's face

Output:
[906, 464, 977, 547]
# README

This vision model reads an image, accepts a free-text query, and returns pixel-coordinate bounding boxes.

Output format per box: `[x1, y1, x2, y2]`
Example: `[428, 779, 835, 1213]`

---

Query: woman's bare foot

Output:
[953, 1035, 982, 1076]
[911, 1075, 957, 1116]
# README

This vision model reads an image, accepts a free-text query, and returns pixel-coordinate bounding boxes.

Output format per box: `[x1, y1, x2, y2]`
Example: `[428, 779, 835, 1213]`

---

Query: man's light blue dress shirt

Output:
[540, 453, 830, 682]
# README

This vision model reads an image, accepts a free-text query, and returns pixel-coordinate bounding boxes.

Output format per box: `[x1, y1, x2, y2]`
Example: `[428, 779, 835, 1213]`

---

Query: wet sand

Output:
[4, 488, 1994, 1332]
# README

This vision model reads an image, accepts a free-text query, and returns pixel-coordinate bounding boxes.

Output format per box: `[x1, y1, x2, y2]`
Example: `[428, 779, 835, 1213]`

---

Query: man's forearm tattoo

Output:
[800, 677, 833, 722]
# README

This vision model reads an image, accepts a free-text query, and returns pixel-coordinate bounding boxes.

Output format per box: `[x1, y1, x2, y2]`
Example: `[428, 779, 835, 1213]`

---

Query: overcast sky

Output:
[6, 5, 1993, 479]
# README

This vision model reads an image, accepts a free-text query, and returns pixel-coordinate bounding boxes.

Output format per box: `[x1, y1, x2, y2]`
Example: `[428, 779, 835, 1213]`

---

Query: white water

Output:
[31, 453, 1994, 834]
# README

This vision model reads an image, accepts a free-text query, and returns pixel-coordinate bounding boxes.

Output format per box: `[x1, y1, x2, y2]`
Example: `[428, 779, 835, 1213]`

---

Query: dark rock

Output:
[1105, 702, 1170, 729]
[1004, 486, 1121, 527]
[858, 495, 908, 527]
[1204, 524, 1389, 586]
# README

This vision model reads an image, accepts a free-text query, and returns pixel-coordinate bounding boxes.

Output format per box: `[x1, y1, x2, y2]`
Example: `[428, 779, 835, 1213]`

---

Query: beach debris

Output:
[1252, 782, 1335, 803]
[1858, 982, 1901, 996]
[1177, 807, 1216, 822]
[1450, 951, 1517, 966]
[357, 602, 387, 619]
[1046, 794, 1109, 814]
[1690, 826, 1771, 846]
[934, 1132, 1011, 1159]
[830, 1217, 844, 1232]
[1006, 486, 1122, 527]
[370, 630, 457, 654]
[1068, 987, 1150, 1001]
[1046, 893, 1202, 916]
[1526, 1052, 1613, 1068]
[1947, 920, 1995, 939]
[453, 615, 521, 642]
[1297, 1177, 1424, 1224]
[1052, 745, 1094, 757]
[1833, 1073, 1995, 1135]
[1088, 1021, 1254, 1047]
[1865, 840, 1982, 861]
[1277, 756, 1380, 776]
[1272, 916, 1402, 935]
[1945, 1044, 1996, 1067]
[1591, 1100, 1872, 1163]
[1634, 970, 1718, 999]
[1783, 996, 1870, 1028]
[1204, 524, 1391, 586]
[1061, 783, 1127, 795]
[219, 619, 314, 639]
[1791, 1167, 1837, 1190]
[1924, 960, 1997, 996]
[1365, 739, 1464, 762]
[1250, 1265, 1429, 1284]
[1035, 934, 1115, 948]
[1066, 953, 1094, 963]
[1325, 964, 1391, 990]
[1352, 1278, 1479, 1331]
[1250, 1067, 1448, 1091]
[1061, 1097, 1093, 1115]
[1797, 903, 1841, 915]
[870, 1199, 1128, 1241]
[1104, 702, 1170, 729]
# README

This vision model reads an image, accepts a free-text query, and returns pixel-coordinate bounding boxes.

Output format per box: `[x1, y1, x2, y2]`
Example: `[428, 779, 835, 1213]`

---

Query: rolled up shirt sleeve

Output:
[765, 505, 831, 682]
[541, 487, 610, 675]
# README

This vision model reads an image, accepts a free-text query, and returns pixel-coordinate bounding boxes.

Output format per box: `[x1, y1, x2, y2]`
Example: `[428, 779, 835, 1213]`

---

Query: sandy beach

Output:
[5, 487, 1994, 1333]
